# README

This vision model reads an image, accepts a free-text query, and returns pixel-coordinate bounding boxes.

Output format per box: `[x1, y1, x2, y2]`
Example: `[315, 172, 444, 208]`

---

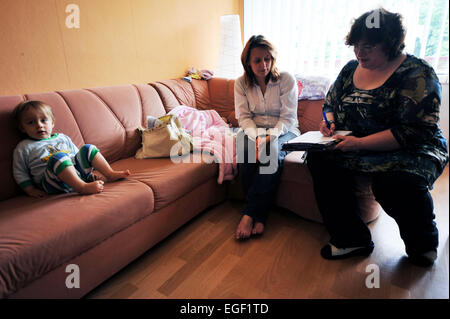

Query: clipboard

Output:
[282, 130, 352, 151]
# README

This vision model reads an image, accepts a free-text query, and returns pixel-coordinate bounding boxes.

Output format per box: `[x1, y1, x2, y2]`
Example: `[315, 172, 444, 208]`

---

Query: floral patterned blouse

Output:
[322, 54, 448, 187]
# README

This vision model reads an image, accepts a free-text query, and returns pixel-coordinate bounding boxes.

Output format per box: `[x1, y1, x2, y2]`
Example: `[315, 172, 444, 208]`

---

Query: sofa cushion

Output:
[280, 151, 311, 183]
[87, 85, 144, 159]
[158, 79, 197, 108]
[297, 99, 324, 133]
[0, 95, 26, 201]
[190, 79, 211, 110]
[150, 82, 181, 112]
[110, 154, 219, 210]
[133, 84, 167, 122]
[0, 179, 154, 298]
[56, 89, 130, 164]
[207, 78, 238, 127]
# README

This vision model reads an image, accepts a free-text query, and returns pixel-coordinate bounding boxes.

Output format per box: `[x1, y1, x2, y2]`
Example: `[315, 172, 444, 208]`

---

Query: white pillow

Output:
[296, 75, 332, 100]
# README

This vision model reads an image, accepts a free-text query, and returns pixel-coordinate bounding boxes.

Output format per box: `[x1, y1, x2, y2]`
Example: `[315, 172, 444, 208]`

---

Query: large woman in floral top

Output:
[307, 8, 448, 267]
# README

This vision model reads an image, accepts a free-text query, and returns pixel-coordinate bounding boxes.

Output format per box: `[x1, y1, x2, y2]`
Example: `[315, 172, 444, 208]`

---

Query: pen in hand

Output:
[322, 111, 333, 137]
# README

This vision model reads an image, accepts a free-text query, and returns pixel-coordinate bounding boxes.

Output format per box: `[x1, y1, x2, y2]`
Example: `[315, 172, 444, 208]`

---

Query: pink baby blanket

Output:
[168, 105, 238, 184]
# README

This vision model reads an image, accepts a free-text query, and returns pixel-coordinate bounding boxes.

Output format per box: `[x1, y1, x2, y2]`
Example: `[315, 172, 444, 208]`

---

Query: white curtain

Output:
[244, 0, 449, 81]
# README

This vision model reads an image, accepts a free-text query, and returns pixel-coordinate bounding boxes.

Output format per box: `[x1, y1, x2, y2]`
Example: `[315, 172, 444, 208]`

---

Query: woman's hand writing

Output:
[319, 120, 335, 137]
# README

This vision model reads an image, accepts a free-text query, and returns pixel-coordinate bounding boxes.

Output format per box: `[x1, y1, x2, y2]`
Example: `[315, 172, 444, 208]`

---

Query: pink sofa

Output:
[0, 78, 380, 298]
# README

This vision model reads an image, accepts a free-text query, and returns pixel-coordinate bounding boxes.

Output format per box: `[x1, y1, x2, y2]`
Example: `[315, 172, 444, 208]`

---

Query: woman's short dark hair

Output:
[345, 8, 405, 60]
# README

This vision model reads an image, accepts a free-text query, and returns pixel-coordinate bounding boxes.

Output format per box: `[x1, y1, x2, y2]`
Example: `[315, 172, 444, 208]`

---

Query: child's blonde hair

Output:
[13, 100, 55, 132]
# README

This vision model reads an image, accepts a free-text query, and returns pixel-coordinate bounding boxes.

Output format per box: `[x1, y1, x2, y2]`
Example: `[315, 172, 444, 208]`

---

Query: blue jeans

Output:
[236, 130, 297, 224]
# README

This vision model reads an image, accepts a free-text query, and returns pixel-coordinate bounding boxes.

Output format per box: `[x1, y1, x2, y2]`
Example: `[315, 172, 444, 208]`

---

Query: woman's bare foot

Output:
[252, 222, 265, 235]
[104, 169, 131, 182]
[236, 214, 253, 240]
[78, 180, 104, 194]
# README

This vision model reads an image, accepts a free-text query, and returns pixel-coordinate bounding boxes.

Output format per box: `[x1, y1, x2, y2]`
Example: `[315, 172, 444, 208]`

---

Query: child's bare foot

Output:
[105, 169, 131, 182]
[236, 214, 253, 240]
[78, 180, 104, 194]
[252, 222, 264, 236]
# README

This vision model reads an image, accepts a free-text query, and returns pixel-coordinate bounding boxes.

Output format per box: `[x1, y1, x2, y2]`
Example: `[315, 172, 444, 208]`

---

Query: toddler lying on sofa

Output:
[12, 100, 131, 197]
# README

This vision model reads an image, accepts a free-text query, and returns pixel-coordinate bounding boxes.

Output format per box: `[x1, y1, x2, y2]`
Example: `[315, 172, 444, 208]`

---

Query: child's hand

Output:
[24, 186, 47, 198]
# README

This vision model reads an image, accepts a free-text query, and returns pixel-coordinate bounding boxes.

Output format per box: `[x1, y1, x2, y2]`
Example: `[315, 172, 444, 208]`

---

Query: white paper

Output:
[286, 130, 352, 145]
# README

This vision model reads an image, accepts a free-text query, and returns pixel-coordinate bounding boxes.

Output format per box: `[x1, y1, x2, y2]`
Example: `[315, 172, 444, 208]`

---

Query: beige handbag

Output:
[135, 114, 193, 159]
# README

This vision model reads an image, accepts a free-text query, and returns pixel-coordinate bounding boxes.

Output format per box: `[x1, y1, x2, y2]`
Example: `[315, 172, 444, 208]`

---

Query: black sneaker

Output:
[320, 243, 375, 260]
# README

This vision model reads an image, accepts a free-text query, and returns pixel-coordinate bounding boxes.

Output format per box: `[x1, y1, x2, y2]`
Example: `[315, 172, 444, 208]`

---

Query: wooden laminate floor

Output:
[86, 166, 449, 299]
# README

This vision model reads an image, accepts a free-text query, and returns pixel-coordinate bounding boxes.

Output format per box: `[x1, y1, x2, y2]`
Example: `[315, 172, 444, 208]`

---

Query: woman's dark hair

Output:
[241, 35, 280, 87]
[345, 8, 405, 60]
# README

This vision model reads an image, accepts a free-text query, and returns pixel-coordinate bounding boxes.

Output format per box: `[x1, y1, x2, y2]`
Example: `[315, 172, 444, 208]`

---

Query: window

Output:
[244, 0, 449, 82]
